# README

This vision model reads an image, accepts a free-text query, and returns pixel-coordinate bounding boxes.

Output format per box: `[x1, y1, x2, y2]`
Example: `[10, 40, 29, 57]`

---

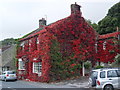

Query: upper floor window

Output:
[20, 41, 25, 51]
[29, 39, 31, 46]
[103, 41, 106, 50]
[95, 42, 97, 53]
[20, 41, 25, 47]
[37, 37, 39, 44]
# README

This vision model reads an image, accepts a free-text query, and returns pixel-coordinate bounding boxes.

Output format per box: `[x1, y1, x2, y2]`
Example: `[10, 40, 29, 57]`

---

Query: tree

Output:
[86, 19, 98, 31]
[97, 2, 120, 34]
[1, 38, 17, 46]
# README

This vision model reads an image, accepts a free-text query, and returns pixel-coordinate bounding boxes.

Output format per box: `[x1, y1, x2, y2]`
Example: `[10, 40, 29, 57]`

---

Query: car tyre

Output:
[104, 85, 114, 90]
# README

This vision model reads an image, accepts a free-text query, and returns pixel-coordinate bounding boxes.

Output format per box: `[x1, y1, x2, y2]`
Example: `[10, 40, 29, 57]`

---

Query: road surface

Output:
[1, 80, 90, 90]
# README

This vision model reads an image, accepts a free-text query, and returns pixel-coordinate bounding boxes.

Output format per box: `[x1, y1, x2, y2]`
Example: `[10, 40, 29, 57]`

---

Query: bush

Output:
[95, 65, 104, 69]
[115, 54, 120, 64]
[84, 61, 92, 69]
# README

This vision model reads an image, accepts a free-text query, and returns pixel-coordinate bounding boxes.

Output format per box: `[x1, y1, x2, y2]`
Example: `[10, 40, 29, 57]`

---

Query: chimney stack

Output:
[71, 2, 81, 15]
[39, 18, 46, 28]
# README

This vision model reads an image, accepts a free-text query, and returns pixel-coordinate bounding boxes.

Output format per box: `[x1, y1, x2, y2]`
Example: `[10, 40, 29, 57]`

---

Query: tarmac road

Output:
[1, 80, 90, 90]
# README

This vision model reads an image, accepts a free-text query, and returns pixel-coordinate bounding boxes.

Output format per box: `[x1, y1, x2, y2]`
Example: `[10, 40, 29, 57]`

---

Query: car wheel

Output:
[104, 85, 114, 90]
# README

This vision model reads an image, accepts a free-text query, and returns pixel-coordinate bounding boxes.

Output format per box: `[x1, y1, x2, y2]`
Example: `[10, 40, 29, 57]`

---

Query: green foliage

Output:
[1, 38, 17, 46]
[97, 2, 120, 35]
[50, 39, 64, 81]
[115, 54, 120, 64]
[95, 65, 104, 69]
[50, 39, 81, 81]
[84, 61, 92, 69]
[13, 57, 18, 70]
[107, 2, 120, 19]
[86, 19, 98, 30]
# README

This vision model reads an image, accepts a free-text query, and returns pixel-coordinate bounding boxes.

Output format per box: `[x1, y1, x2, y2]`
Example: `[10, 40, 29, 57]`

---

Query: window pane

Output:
[91, 71, 98, 79]
[116, 70, 120, 77]
[107, 70, 118, 77]
[19, 61, 25, 70]
[100, 71, 105, 78]
[33, 62, 42, 74]
[8, 71, 16, 74]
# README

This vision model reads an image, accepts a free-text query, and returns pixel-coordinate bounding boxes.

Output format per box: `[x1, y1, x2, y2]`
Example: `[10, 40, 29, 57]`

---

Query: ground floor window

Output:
[33, 62, 42, 76]
[18, 58, 25, 70]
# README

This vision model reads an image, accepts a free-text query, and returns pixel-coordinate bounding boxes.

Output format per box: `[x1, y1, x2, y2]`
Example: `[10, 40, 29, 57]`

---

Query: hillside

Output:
[97, 2, 120, 34]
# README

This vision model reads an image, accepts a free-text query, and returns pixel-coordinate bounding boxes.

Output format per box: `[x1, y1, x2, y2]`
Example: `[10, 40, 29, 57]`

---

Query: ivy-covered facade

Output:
[16, 3, 120, 82]
[97, 32, 120, 63]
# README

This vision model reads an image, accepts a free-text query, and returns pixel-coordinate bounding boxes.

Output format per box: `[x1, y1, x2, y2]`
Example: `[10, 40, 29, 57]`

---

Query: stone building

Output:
[17, 3, 96, 82]
[16, 3, 120, 82]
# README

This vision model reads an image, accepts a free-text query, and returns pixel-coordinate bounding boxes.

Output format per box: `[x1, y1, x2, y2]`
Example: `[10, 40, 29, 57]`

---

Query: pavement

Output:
[52, 76, 89, 88]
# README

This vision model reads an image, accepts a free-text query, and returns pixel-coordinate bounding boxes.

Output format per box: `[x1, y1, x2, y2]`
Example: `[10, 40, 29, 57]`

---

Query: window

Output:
[103, 41, 106, 50]
[95, 43, 98, 53]
[90, 71, 98, 79]
[37, 37, 39, 44]
[118, 35, 120, 40]
[7, 71, 16, 74]
[107, 70, 118, 78]
[116, 70, 120, 77]
[18, 59, 25, 70]
[2, 72, 5, 75]
[100, 71, 105, 78]
[33, 62, 42, 75]
[29, 39, 31, 46]
[20, 41, 25, 51]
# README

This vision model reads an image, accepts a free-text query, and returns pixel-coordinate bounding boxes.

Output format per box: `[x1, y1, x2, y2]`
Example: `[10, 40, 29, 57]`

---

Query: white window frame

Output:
[33, 58, 37, 60]
[37, 37, 39, 44]
[95, 42, 98, 53]
[33, 62, 42, 76]
[29, 39, 31, 46]
[18, 58, 25, 70]
[20, 41, 25, 50]
[103, 41, 106, 50]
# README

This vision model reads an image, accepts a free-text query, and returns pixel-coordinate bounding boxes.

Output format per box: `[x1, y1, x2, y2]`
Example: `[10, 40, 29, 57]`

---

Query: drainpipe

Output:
[82, 62, 85, 76]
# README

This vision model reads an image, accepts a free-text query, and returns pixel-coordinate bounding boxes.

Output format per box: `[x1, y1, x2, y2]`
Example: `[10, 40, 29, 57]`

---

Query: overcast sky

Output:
[0, 0, 119, 41]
